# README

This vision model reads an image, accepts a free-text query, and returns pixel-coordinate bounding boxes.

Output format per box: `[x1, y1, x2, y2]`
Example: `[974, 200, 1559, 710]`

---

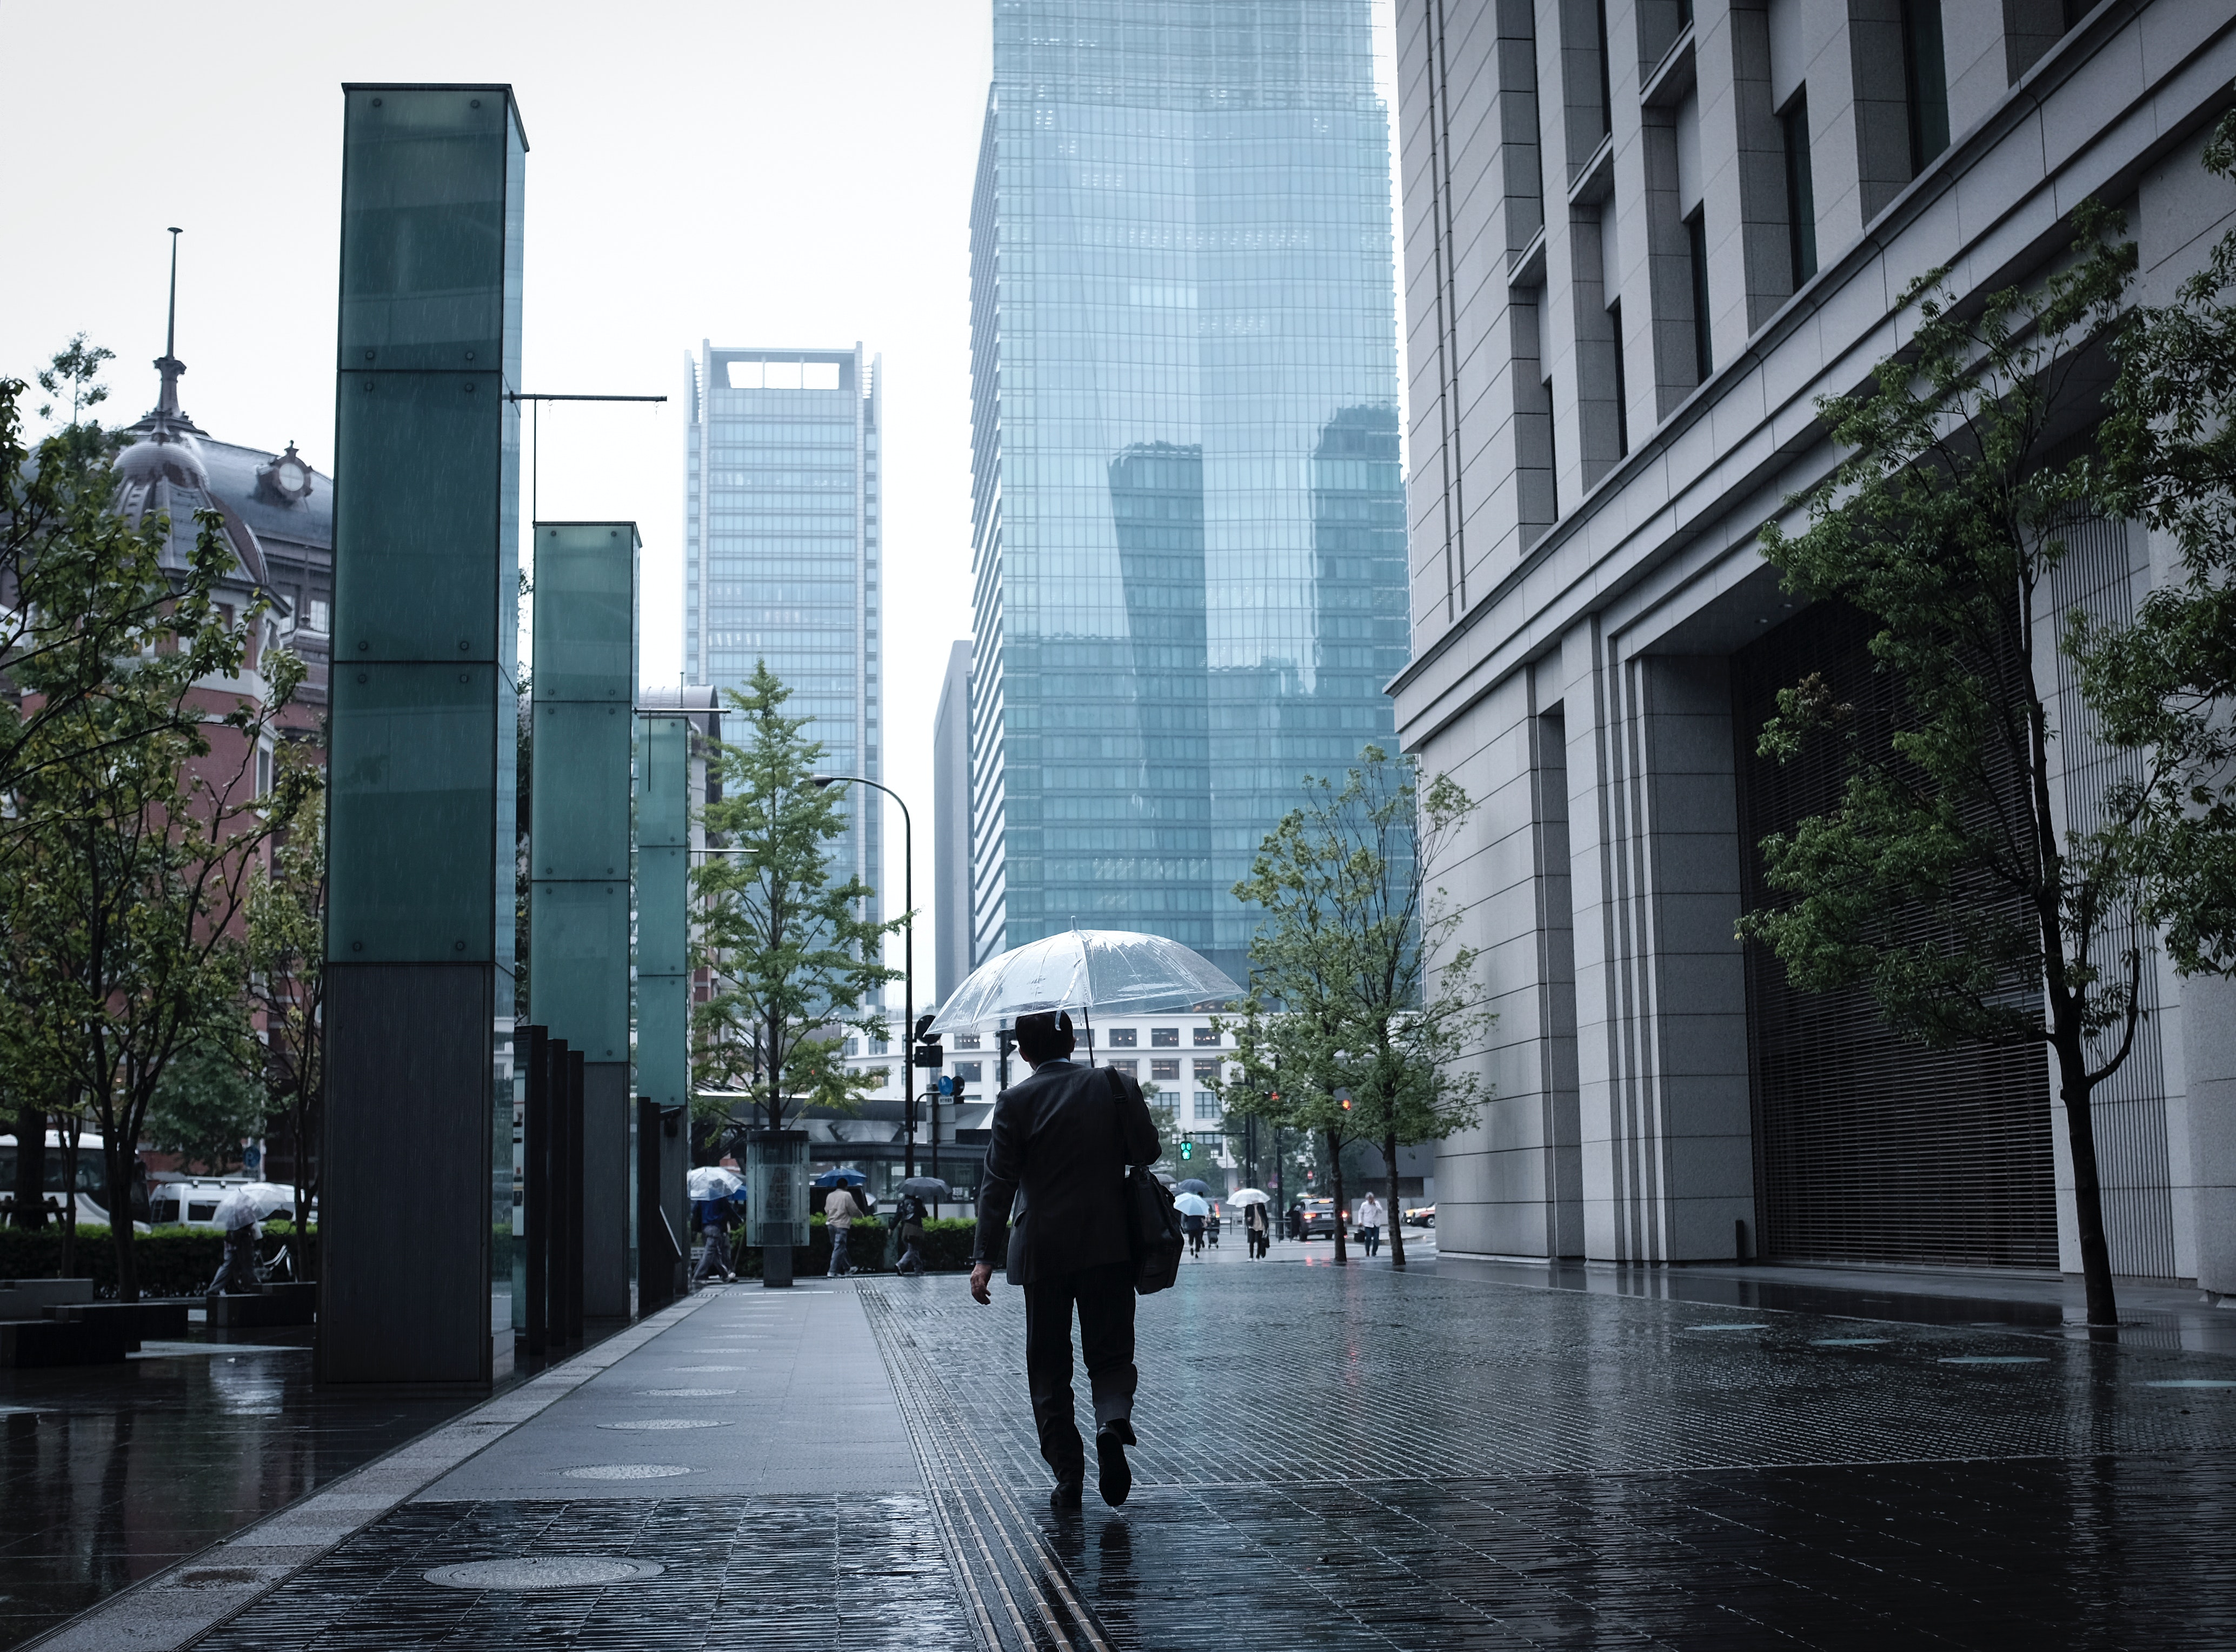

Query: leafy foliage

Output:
[1216, 745, 1489, 1266]
[2069, 111, 2236, 978]
[1739, 210, 2139, 1322]
[690, 662, 898, 1134]
[147, 1041, 267, 1175]
[243, 783, 327, 1235]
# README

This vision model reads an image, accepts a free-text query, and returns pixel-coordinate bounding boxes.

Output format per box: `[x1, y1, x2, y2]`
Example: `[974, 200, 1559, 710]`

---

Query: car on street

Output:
[1403, 1203, 1435, 1228]
[1297, 1197, 1340, 1238]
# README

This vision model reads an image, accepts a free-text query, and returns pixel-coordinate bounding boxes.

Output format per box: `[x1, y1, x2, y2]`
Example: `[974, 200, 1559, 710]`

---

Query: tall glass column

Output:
[321, 83, 525, 1387]
[529, 522, 638, 1319]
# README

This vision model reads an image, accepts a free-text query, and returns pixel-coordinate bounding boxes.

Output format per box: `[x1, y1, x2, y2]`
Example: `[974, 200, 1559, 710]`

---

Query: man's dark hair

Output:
[1014, 1009, 1075, 1065]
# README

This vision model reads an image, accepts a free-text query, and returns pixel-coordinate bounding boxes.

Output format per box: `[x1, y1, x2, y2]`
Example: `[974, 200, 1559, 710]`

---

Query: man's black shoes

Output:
[1050, 1477, 1084, 1511]
[1095, 1420, 1135, 1507]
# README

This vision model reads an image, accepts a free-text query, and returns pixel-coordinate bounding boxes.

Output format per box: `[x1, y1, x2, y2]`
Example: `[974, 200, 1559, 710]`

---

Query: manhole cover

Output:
[598, 1418, 724, 1430]
[425, 1557, 664, 1590]
[640, 1388, 737, 1396]
[563, 1464, 694, 1480]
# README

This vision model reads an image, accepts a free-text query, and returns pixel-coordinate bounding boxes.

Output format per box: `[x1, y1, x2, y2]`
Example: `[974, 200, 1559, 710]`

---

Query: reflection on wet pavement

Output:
[0, 1331, 471, 1651]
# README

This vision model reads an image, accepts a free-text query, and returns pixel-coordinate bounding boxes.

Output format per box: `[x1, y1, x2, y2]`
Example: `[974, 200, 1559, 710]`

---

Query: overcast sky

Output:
[2, 0, 1396, 983]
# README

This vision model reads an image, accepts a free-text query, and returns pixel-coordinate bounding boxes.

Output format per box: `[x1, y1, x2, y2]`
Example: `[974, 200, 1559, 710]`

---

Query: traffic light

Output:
[912, 1012, 944, 1069]
[1180, 1141, 1193, 1161]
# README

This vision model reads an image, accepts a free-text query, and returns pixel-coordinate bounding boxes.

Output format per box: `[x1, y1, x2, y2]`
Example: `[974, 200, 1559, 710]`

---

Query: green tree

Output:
[690, 662, 897, 1136]
[148, 1037, 267, 1176]
[2070, 113, 2236, 976]
[1218, 748, 1489, 1267]
[2, 348, 256, 1228]
[1739, 211, 2139, 1326]
[0, 412, 314, 1295]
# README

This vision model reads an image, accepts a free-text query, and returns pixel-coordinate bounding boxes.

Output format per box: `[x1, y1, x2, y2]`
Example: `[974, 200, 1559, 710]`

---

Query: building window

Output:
[1150, 1027, 1178, 1047]
[1902, 0, 1949, 175]
[1608, 298, 1629, 459]
[1594, 0, 1613, 138]
[1151, 1058, 1180, 1081]
[954, 1032, 982, 1049]
[1110, 1058, 1139, 1078]
[308, 597, 330, 633]
[1686, 208, 1713, 381]
[1193, 1092, 1221, 1123]
[954, 1062, 982, 1083]
[256, 746, 272, 799]
[1194, 1059, 1221, 1083]
[1108, 1027, 1137, 1048]
[1781, 92, 1817, 288]
[1192, 1027, 1221, 1047]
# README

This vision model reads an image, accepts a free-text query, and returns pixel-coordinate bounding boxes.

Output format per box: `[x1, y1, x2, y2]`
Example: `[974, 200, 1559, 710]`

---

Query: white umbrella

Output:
[1228, 1189, 1272, 1207]
[928, 928, 1241, 1038]
[210, 1182, 291, 1232]
[687, 1167, 744, 1200]
[1173, 1192, 1212, 1217]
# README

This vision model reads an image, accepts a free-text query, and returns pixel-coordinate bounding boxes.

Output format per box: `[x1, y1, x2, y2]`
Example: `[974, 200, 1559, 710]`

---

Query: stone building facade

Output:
[1390, 0, 2236, 1290]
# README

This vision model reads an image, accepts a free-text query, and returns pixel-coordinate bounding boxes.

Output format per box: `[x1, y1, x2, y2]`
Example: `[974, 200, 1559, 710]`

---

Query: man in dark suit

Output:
[970, 1009, 1160, 1509]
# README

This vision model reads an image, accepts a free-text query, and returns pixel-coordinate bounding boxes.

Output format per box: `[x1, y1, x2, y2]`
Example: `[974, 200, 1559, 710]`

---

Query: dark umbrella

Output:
[811, 1168, 868, 1190]
[900, 1177, 951, 1200]
[1174, 1178, 1212, 1195]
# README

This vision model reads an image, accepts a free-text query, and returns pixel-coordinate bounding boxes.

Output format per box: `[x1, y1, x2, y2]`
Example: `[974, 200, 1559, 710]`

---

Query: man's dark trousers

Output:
[1023, 1260, 1136, 1479]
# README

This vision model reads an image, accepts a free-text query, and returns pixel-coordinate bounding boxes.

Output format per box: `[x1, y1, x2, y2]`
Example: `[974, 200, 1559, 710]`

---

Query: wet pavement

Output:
[0, 1326, 471, 1651]
[28, 1245, 2236, 1648]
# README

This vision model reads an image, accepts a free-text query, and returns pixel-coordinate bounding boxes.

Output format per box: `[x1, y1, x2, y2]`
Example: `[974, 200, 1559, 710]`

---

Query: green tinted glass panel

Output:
[334, 371, 502, 661]
[634, 717, 689, 849]
[635, 845, 688, 976]
[528, 882, 629, 1058]
[530, 702, 631, 879]
[634, 984, 688, 1110]
[339, 87, 513, 370]
[533, 524, 637, 702]
[328, 664, 497, 962]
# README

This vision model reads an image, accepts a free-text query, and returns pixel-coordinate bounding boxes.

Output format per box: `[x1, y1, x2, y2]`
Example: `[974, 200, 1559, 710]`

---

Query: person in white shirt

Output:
[1354, 1191, 1385, 1258]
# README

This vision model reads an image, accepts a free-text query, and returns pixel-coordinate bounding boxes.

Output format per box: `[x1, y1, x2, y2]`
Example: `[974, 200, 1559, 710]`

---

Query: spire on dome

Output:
[152, 226, 187, 424]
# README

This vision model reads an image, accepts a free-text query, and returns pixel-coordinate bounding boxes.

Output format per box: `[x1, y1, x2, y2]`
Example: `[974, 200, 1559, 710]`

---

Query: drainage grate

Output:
[561, 1464, 693, 1480]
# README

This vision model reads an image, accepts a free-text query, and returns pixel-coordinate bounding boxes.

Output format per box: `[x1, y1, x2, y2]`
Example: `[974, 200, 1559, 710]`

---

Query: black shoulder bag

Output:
[1106, 1066, 1184, 1295]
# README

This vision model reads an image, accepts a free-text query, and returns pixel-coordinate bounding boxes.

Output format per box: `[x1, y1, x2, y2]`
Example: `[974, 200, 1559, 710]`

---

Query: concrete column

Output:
[321, 83, 525, 1389]
[529, 522, 638, 1320]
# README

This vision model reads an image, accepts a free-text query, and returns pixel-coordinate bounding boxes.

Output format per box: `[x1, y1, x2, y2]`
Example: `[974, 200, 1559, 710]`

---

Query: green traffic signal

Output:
[1180, 1141, 1193, 1160]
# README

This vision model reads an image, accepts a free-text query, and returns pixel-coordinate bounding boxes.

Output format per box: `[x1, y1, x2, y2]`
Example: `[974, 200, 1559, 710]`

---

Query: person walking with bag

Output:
[970, 1009, 1162, 1510]
[1245, 1198, 1270, 1258]
[1354, 1190, 1385, 1258]
[824, 1181, 864, 1277]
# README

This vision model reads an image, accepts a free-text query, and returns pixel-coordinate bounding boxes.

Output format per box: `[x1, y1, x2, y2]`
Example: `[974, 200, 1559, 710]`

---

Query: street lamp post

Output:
[810, 774, 915, 1178]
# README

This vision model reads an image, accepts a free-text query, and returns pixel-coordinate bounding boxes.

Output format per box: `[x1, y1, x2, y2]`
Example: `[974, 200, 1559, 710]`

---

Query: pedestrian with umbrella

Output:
[1174, 1191, 1211, 1258]
[817, 1169, 867, 1277]
[1232, 1189, 1272, 1258]
[688, 1167, 744, 1285]
[208, 1183, 289, 1295]
[935, 927, 1237, 1510]
[894, 1176, 947, 1277]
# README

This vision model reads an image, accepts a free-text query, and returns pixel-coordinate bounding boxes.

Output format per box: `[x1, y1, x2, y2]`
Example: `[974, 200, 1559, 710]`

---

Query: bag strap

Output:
[1104, 1064, 1136, 1172]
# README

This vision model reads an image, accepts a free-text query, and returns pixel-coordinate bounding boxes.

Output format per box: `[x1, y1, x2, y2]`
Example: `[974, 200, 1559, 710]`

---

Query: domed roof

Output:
[115, 427, 210, 490]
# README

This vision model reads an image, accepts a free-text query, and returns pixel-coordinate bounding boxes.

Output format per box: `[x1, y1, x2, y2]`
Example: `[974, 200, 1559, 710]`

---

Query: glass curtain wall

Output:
[970, 0, 1408, 985]
[683, 347, 882, 942]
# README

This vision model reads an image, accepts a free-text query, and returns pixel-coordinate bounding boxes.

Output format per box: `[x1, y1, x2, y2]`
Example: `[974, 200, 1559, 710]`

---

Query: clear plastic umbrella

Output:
[210, 1182, 291, 1232]
[928, 928, 1241, 1039]
[1173, 1192, 1212, 1217]
[687, 1167, 744, 1200]
[1228, 1189, 1273, 1207]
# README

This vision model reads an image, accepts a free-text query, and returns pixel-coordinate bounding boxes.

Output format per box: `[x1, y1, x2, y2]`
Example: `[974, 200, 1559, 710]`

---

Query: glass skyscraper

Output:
[683, 344, 882, 933]
[968, 0, 1408, 984]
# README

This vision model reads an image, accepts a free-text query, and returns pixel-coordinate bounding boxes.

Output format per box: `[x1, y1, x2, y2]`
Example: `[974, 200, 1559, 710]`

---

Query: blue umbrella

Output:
[812, 1168, 868, 1190]
[1174, 1178, 1213, 1196]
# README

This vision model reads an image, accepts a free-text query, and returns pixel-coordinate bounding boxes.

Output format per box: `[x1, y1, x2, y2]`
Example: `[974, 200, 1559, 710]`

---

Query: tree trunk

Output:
[57, 1123, 79, 1278]
[104, 1133, 139, 1303]
[2054, 1033, 2120, 1327]
[10, 1104, 45, 1229]
[1383, 1129, 1407, 1270]
[1327, 1126, 1348, 1264]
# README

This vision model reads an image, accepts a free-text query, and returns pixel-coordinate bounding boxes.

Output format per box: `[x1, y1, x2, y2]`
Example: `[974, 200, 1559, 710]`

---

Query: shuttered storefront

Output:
[1731, 601, 2058, 1269]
